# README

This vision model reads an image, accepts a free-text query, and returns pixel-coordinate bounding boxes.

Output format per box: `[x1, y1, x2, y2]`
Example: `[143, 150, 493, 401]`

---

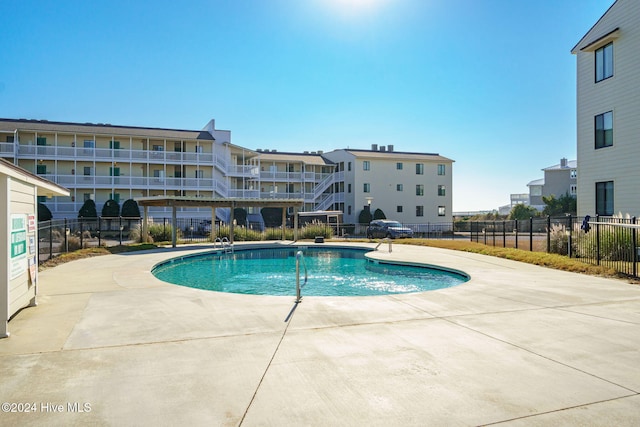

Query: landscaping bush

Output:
[147, 223, 180, 242]
[265, 227, 294, 240]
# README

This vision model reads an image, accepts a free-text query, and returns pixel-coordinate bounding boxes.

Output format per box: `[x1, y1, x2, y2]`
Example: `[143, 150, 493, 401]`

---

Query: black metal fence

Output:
[470, 215, 640, 278]
[38, 217, 144, 263]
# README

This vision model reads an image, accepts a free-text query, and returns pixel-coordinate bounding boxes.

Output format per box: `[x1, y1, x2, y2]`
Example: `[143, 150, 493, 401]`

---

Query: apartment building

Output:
[322, 147, 453, 224]
[527, 158, 577, 211]
[0, 118, 453, 225]
[572, 0, 640, 217]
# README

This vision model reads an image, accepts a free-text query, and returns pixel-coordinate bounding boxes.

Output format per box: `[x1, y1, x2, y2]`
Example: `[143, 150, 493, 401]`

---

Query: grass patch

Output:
[391, 239, 620, 277]
[39, 243, 158, 270]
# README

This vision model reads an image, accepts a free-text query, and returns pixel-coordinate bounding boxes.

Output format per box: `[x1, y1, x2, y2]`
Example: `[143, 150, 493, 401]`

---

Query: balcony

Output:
[15, 145, 220, 165]
[0, 142, 15, 157]
[52, 174, 218, 190]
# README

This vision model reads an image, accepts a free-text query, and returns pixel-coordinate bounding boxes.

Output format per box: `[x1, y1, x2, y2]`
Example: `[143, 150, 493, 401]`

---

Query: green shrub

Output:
[300, 222, 333, 239]
[265, 227, 294, 240]
[575, 225, 635, 261]
[147, 223, 180, 242]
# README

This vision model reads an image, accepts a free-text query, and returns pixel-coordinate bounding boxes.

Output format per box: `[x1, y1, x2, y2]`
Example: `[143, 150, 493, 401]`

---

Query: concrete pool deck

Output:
[1, 241, 640, 426]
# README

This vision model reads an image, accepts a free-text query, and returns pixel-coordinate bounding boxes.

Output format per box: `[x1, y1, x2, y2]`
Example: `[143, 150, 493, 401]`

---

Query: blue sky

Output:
[1, 0, 613, 211]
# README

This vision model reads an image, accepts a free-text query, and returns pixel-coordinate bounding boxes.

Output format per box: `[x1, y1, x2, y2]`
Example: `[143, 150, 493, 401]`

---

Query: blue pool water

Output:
[152, 247, 468, 297]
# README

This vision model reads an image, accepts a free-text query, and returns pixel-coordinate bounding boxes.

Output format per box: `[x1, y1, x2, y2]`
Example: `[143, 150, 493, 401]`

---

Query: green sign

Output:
[10, 214, 28, 279]
[11, 230, 27, 258]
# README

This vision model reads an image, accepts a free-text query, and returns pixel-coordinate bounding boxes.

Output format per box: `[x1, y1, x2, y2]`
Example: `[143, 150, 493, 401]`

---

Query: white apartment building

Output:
[0, 118, 453, 225]
[572, 0, 640, 217]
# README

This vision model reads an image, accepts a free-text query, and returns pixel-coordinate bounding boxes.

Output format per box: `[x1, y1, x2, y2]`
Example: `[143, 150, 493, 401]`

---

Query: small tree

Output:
[542, 193, 577, 216]
[358, 209, 373, 225]
[78, 199, 98, 218]
[373, 208, 386, 220]
[509, 204, 539, 220]
[121, 199, 141, 218]
[102, 199, 120, 217]
[38, 202, 53, 222]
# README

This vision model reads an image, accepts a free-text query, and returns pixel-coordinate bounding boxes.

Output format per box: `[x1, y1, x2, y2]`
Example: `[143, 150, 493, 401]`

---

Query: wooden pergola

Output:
[135, 196, 305, 247]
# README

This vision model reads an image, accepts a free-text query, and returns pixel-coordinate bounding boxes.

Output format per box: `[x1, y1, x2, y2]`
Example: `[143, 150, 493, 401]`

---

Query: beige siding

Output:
[7, 180, 36, 319]
[575, 0, 640, 216]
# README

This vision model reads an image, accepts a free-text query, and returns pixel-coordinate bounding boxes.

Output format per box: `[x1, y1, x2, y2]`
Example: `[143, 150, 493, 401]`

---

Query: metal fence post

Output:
[546, 215, 551, 253]
[567, 214, 573, 258]
[64, 218, 68, 253]
[633, 216, 637, 278]
[529, 217, 533, 251]
[502, 220, 506, 248]
[515, 219, 518, 249]
[80, 220, 83, 248]
[98, 217, 102, 247]
[49, 221, 53, 260]
[596, 215, 601, 265]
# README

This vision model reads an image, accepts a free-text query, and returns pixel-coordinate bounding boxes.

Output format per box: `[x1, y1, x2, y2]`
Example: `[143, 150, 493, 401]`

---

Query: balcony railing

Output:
[50, 174, 219, 190]
[15, 145, 221, 165]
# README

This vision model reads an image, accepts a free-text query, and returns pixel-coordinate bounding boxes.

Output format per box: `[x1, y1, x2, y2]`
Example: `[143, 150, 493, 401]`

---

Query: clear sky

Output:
[1, 0, 613, 212]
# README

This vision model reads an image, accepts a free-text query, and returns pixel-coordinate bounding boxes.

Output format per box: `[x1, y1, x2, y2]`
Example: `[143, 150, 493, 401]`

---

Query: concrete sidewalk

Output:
[1, 242, 639, 426]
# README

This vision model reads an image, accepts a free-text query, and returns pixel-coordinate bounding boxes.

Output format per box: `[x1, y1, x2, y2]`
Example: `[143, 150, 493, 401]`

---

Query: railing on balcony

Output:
[228, 165, 259, 177]
[51, 174, 219, 190]
[0, 142, 15, 156]
[15, 144, 222, 165]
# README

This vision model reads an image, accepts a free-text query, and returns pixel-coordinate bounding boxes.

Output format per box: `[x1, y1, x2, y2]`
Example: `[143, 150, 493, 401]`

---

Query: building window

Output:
[416, 163, 424, 175]
[416, 184, 424, 196]
[348, 162, 351, 171]
[36, 164, 46, 174]
[363, 161, 370, 171]
[83, 140, 94, 149]
[195, 170, 203, 178]
[570, 169, 577, 179]
[83, 167, 92, 176]
[437, 164, 445, 175]
[110, 193, 121, 203]
[595, 111, 613, 149]
[37, 196, 47, 203]
[84, 193, 92, 201]
[396, 184, 403, 191]
[570, 184, 577, 195]
[595, 42, 613, 82]
[438, 185, 446, 196]
[596, 181, 614, 216]
[348, 183, 351, 193]
[396, 162, 403, 170]
[36, 136, 47, 146]
[416, 206, 424, 217]
[348, 206, 352, 215]
[364, 183, 370, 193]
[438, 206, 446, 216]
[397, 206, 403, 213]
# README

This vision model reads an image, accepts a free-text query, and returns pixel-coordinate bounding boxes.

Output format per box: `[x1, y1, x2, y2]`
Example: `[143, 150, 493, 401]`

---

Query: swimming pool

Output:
[152, 246, 468, 297]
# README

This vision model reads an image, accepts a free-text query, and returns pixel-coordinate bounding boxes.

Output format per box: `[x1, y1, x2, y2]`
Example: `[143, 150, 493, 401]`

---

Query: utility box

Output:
[1, 159, 68, 338]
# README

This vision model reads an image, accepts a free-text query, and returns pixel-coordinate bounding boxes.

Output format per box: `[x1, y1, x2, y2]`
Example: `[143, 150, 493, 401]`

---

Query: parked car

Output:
[366, 220, 414, 239]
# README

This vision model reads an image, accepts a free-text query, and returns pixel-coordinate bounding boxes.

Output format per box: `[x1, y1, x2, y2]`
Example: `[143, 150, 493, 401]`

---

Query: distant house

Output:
[572, 0, 640, 217]
[527, 158, 577, 211]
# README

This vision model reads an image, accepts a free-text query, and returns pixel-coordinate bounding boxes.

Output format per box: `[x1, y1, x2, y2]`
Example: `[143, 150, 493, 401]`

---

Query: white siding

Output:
[575, 0, 640, 217]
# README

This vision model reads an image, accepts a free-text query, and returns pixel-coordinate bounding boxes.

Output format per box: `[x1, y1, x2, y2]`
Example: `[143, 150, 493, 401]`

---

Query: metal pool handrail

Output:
[375, 237, 392, 252]
[295, 250, 308, 303]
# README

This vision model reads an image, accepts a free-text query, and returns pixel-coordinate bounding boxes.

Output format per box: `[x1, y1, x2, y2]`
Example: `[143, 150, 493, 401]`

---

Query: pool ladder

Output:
[375, 237, 393, 253]
[295, 251, 308, 303]
[215, 237, 233, 253]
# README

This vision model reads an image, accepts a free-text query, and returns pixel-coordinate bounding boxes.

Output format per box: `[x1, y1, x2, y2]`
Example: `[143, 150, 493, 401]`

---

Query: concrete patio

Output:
[1, 242, 639, 426]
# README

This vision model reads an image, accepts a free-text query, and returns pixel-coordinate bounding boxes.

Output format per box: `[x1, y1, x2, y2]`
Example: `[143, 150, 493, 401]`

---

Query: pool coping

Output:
[1, 241, 640, 425]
